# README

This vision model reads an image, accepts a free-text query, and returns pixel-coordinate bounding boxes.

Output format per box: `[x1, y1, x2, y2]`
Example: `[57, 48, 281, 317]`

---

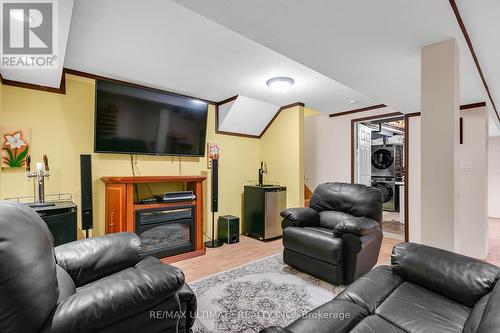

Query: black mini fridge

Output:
[243, 185, 286, 240]
[33, 201, 77, 246]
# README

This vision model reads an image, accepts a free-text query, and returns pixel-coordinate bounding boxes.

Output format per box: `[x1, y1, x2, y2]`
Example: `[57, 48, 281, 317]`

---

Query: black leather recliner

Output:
[281, 182, 383, 284]
[0, 201, 196, 333]
[262, 242, 500, 333]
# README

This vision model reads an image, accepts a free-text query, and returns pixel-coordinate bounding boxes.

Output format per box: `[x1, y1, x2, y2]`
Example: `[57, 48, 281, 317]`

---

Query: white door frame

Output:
[351, 112, 408, 241]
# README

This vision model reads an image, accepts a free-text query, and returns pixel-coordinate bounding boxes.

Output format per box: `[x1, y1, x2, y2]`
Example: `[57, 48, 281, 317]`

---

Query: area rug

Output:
[189, 253, 345, 333]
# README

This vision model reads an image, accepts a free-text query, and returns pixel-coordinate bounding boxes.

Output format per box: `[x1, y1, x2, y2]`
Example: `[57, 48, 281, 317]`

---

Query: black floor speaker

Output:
[80, 154, 93, 234]
[211, 159, 218, 213]
[206, 158, 223, 248]
[218, 215, 240, 244]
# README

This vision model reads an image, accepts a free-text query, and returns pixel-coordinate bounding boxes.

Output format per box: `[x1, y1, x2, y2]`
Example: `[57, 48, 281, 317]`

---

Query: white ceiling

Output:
[456, 0, 500, 135]
[174, 0, 496, 125]
[64, 0, 375, 114]
[3, 0, 499, 134]
[219, 96, 279, 136]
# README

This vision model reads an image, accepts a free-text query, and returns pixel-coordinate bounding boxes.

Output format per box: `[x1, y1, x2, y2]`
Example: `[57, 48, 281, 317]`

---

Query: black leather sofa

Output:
[262, 242, 500, 333]
[0, 201, 196, 333]
[281, 182, 383, 284]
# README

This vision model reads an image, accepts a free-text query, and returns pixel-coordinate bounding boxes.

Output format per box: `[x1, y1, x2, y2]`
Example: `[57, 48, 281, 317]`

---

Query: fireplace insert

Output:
[135, 205, 195, 259]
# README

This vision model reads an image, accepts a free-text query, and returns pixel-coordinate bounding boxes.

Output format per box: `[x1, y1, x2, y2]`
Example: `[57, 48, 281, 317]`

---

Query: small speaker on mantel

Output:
[80, 154, 93, 235]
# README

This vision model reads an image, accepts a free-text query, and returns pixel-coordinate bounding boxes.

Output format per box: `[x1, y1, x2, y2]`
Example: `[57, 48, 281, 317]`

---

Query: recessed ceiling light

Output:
[266, 77, 295, 93]
[349, 99, 359, 104]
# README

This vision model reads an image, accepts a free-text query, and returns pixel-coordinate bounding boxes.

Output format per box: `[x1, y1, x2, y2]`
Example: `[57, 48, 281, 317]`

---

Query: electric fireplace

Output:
[135, 205, 195, 259]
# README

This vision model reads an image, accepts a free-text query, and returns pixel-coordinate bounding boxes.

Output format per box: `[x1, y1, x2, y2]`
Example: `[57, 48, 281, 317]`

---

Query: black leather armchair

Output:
[262, 242, 500, 333]
[281, 182, 383, 284]
[0, 201, 196, 333]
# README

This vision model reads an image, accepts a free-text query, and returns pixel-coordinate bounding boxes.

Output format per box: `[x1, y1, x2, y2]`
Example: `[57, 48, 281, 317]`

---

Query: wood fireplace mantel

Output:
[101, 175, 207, 263]
[101, 175, 206, 184]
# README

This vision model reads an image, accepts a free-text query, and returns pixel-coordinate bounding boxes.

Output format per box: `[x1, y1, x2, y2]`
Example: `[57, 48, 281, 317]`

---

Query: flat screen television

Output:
[94, 79, 208, 156]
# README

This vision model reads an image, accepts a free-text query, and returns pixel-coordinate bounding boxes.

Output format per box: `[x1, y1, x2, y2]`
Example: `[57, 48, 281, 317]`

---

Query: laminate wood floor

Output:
[172, 236, 283, 282]
[486, 218, 500, 266]
[382, 211, 404, 235]
[173, 218, 500, 282]
[173, 235, 401, 282]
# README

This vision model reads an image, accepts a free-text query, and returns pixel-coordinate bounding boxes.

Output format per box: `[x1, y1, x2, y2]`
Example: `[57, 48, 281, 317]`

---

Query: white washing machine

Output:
[371, 177, 397, 212]
[371, 145, 395, 177]
[371, 145, 403, 178]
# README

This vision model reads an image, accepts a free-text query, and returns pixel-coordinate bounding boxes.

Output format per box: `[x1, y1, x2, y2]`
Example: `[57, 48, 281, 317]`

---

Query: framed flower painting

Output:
[1, 128, 30, 168]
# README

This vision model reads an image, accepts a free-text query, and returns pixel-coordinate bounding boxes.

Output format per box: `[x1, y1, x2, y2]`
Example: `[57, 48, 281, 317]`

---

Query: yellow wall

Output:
[0, 76, 2, 126]
[0, 74, 303, 237]
[304, 107, 320, 117]
[260, 105, 305, 208]
[0, 76, 2, 180]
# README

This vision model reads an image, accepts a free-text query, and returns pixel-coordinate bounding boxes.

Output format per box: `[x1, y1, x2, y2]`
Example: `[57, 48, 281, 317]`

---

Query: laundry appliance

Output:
[371, 177, 398, 212]
[371, 144, 403, 178]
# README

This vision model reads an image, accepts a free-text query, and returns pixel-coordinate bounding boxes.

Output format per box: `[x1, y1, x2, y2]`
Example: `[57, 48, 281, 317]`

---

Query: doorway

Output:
[353, 115, 406, 241]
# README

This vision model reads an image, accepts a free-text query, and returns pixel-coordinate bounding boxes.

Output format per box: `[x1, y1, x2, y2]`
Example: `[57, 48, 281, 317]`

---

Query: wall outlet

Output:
[459, 161, 474, 171]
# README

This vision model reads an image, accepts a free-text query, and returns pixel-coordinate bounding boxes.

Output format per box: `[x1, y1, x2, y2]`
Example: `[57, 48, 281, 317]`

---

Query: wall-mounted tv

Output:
[94, 79, 208, 157]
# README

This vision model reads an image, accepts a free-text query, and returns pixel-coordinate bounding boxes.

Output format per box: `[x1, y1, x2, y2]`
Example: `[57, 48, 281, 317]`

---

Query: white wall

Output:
[304, 107, 399, 189]
[303, 114, 333, 189]
[305, 106, 489, 258]
[408, 116, 421, 243]
[393, 108, 488, 258]
[457, 107, 489, 258]
[489, 137, 500, 218]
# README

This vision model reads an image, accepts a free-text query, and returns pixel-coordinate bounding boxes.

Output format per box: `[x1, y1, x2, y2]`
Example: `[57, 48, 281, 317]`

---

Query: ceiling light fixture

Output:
[349, 99, 359, 104]
[266, 77, 295, 93]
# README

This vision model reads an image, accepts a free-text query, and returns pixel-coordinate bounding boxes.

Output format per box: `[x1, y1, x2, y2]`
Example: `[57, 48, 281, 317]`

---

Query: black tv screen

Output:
[94, 79, 208, 156]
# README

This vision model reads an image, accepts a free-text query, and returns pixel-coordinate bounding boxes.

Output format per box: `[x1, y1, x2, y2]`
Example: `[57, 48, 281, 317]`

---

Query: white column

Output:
[420, 39, 460, 251]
